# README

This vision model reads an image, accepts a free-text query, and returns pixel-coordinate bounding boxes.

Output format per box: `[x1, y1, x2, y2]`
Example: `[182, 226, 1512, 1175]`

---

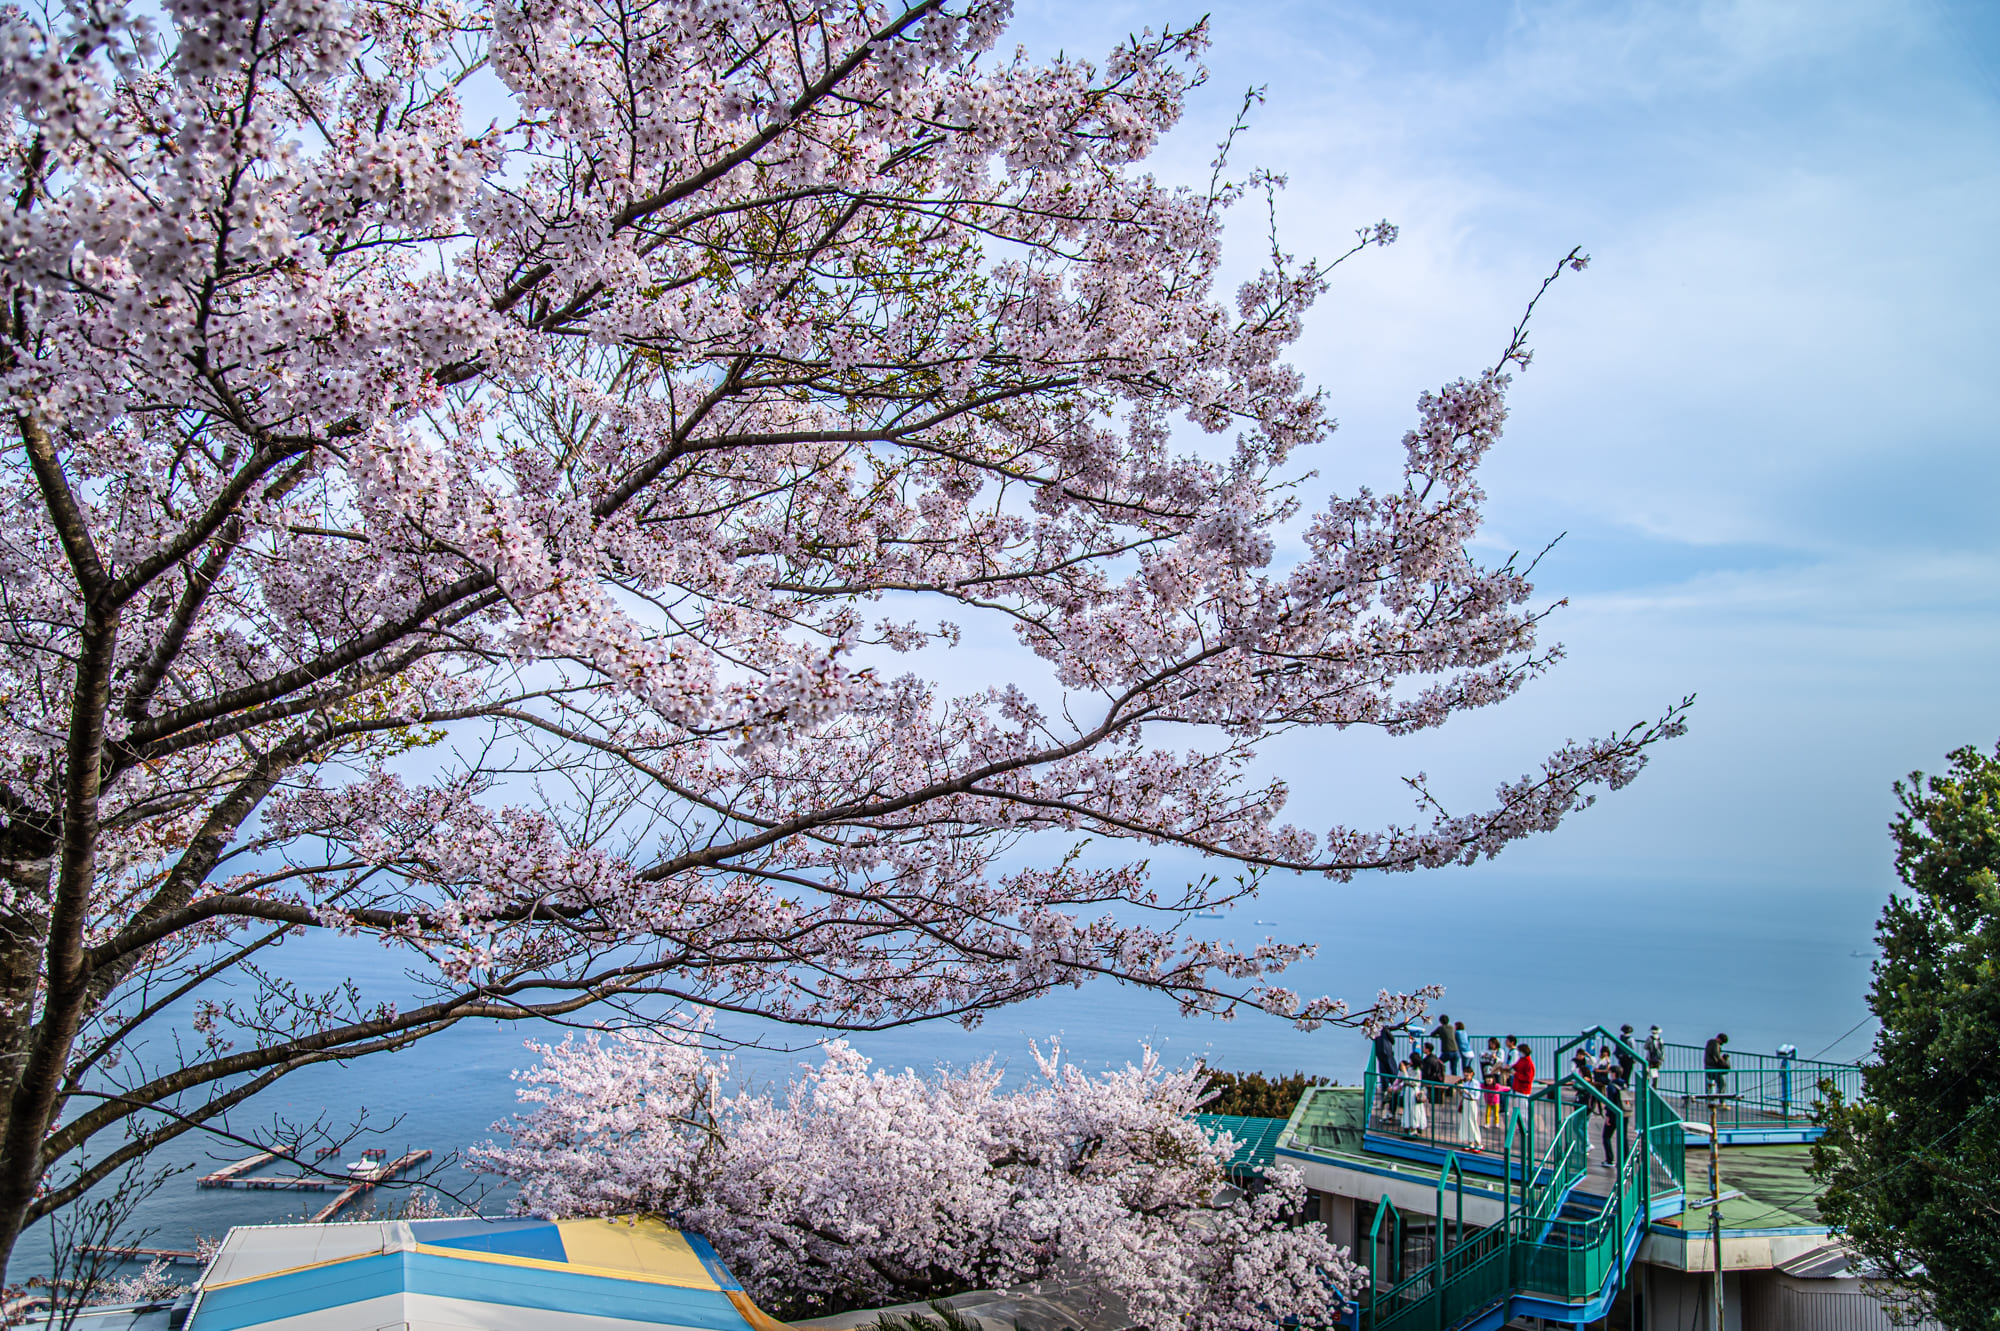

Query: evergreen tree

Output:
[1199, 1068, 1332, 1119]
[1814, 743, 2000, 1328]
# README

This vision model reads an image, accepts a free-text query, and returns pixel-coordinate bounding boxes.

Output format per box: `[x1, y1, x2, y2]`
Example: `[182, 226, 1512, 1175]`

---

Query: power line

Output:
[1809, 1013, 1877, 1062]
[1719, 1074, 1993, 1230]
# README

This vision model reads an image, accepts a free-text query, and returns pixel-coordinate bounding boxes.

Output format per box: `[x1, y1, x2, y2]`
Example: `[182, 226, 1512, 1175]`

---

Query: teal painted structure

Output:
[1333, 1026, 1693, 1331]
[1191, 1113, 1290, 1178]
[182, 1216, 783, 1331]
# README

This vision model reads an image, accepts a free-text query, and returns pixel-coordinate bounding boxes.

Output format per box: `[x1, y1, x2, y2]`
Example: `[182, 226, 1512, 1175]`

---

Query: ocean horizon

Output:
[7, 863, 1887, 1285]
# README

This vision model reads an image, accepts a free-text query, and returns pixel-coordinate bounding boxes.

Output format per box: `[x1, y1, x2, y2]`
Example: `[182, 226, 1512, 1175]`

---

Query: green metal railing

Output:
[1654, 1042, 1860, 1129]
[1355, 1027, 1674, 1331]
[1342, 1029, 1858, 1328]
[1371, 1030, 1862, 1133]
[1360, 1064, 1520, 1160]
[1636, 1073, 1685, 1194]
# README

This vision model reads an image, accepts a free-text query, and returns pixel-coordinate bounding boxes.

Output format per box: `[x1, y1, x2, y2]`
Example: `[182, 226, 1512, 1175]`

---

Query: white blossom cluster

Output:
[474, 1018, 1363, 1329]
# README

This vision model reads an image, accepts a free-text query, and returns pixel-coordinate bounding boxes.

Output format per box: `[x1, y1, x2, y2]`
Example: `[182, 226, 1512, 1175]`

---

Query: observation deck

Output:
[1261, 1029, 1866, 1331]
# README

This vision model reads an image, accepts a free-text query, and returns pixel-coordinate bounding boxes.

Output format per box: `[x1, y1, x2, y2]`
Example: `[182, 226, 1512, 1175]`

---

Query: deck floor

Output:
[1290, 1088, 1819, 1235]
[1657, 1089, 1819, 1135]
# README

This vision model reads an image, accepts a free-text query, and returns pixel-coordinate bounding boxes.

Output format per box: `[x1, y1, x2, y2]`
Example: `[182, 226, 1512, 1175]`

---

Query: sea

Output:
[5, 864, 1887, 1285]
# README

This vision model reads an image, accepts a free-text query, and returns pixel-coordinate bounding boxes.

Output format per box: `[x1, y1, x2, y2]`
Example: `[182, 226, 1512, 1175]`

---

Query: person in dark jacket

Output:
[1374, 1026, 1401, 1119]
[1431, 1016, 1462, 1076]
[1375, 1026, 1399, 1075]
[1615, 1025, 1637, 1083]
[1420, 1044, 1447, 1105]
[1704, 1032, 1731, 1095]
[1644, 1026, 1665, 1081]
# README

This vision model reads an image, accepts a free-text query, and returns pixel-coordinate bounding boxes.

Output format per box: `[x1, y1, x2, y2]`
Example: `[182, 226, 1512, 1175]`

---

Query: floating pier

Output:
[309, 1150, 431, 1222]
[195, 1146, 432, 1221]
[196, 1151, 279, 1186]
[79, 1245, 204, 1265]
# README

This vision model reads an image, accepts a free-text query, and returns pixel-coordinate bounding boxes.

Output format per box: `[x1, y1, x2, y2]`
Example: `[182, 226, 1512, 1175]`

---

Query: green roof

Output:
[1677, 1142, 1827, 1232]
[1192, 1113, 1290, 1177]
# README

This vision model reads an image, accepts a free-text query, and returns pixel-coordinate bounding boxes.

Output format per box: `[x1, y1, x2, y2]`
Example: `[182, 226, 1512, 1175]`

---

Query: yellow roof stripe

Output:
[203, 1228, 725, 1295]
[555, 1217, 717, 1286]
[405, 1242, 721, 1291]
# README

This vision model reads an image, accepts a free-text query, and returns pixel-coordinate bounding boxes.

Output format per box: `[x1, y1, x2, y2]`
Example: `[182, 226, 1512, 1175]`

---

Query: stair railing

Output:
[1359, 1023, 1688, 1331]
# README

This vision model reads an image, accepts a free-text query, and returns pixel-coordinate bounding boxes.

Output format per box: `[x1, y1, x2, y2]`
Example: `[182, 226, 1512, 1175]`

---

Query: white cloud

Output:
[977, 1, 2000, 892]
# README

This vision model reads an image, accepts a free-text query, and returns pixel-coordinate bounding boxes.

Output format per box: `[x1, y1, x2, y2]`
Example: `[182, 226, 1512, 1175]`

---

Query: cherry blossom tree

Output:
[0, 0, 1686, 1273]
[476, 1017, 1363, 1328]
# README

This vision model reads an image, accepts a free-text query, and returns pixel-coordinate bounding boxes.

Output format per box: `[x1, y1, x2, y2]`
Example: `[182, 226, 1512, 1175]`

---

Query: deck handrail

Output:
[1654, 1042, 1861, 1129]
[1356, 1023, 1680, 1331]
[1380, 1029, 1858, 1075]
[1373, 1028, 1863, 1133]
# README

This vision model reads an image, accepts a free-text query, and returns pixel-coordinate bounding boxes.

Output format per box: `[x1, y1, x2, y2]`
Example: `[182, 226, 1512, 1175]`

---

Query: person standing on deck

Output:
[1570, 1048, 1595, 1112]
[1482, 1062, 1504, 1129]
[1704, 1032, 1732, 1095]
[1420, 1043, 1447, 1108]
[1374, 1025, 1399, 1077]
[1456, 1069, 1484, 1151]
[1510, 1043, 1537, 1109]
[1645, 1025, 1665, 1083]
[1615, 1025, 1638, 1085]
[1502, 1034, 1522, 1071]
[1398, 1060, 1428, 1134]
[1432, 1015, 1462, 1076]
[1374, 1025, 1400, 1119]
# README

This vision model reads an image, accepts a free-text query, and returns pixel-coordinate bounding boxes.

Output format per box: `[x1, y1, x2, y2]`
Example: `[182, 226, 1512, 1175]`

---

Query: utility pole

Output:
[1709, 1095, 1723, 1331]
[1704, 1093, 1736, 1331]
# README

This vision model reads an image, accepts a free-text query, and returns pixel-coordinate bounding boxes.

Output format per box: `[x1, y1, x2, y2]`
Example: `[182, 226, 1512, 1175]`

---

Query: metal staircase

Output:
[1356, 1029, 1686, 1331]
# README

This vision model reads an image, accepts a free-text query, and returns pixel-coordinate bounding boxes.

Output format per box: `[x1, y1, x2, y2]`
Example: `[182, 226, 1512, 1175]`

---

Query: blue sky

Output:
[980, 0, 2000, 904]
[377, 1, 2000, 1064]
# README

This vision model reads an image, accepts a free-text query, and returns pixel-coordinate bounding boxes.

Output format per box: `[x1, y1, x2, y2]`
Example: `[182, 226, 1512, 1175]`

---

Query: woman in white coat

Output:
[1398, 1060, 1428, 1134]
[1456, 1072, 1484, 1151]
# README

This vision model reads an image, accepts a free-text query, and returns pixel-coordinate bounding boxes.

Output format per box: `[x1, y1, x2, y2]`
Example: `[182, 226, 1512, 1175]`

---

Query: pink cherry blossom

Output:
[475, 1016, 1365, 1328]
[0, 0, 1684, 1274]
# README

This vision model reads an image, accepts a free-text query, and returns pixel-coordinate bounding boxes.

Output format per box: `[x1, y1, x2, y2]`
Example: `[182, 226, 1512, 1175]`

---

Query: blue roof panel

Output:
[423, 1224, 567, 1263]
[191, 1254, 405, 1331]
[677, 1231, 742, 1292]
[189, 1251, 755, 1331]
[407, 1254, 748, 1327]
[406, 1217, 554, 1242]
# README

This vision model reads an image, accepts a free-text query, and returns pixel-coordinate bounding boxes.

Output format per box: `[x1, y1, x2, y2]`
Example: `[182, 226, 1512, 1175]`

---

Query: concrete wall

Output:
[1312, 1190, 1359, 1257]
[1740, 1272, 1947, 1331]
[1637, 1223, 1833, 1273]
[1279, 1150, 1509, 1228]
[1637, 1268, 1948, 1331]
[1637, 1266, 1743, 1331]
